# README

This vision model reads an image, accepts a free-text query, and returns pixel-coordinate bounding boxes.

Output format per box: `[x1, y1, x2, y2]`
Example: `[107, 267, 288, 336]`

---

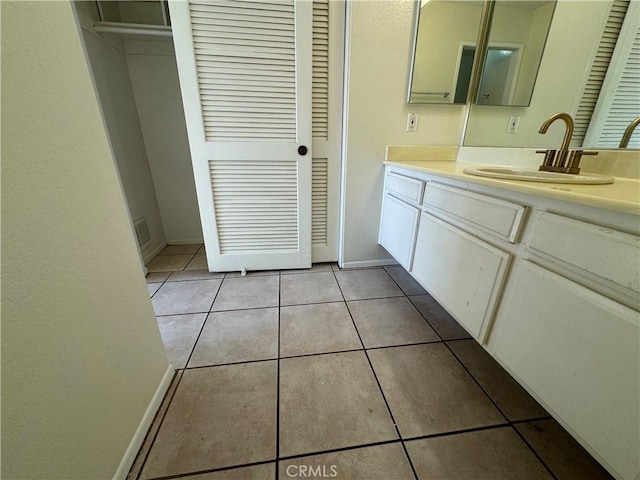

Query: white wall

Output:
[1, 2, 169, 478]
[126, 40, 203, 244]
[341, 0, 467, 266]
[78, 15, 167, 261]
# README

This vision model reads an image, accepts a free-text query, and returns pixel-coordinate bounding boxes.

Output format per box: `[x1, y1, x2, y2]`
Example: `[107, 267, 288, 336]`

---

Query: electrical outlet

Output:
[506, 115, 520, 134]
[407, 113, 419, 132]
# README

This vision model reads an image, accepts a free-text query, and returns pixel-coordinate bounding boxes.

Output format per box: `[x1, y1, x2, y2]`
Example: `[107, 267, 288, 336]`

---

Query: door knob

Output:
[298, 145, 308, 156]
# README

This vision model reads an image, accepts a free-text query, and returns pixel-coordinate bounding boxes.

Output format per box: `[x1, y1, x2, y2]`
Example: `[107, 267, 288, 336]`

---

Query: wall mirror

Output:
[463, 0, 640, 149]
[408, 0, 484, 104]
[407, 0, 555, 106]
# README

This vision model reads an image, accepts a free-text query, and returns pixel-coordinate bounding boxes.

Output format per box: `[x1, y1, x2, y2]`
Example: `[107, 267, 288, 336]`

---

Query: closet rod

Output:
[94, 21, 172, 38]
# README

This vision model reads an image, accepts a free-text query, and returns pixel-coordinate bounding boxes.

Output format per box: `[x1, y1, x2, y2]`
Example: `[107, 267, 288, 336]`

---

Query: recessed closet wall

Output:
[74, 2, 203, 263]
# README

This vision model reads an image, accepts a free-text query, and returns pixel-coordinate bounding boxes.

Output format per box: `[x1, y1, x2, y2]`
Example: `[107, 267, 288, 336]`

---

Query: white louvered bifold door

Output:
[311, 0, 344, 262]
[582, 0, 639, 148]
[170, 0, 313, 272]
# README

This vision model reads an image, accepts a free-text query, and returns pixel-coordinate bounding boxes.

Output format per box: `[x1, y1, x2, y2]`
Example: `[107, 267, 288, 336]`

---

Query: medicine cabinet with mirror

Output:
[408, 0, 555, 107]
[409, 0, 640, 150]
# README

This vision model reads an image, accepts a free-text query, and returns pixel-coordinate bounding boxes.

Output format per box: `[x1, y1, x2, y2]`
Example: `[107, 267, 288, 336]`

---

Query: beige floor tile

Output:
[280, 302, 361, 357]
[280, 272, 344, 306]
[152, 279, 221, 316]
[278, 443, 414, 480]
[184, 253, 208, 270]
[146, 271, 171, 283]
[146, 254, 193, 272]
[211, 276, 279, 311]
[348, 297, 439, 348]
[280, 263, 334, 275]
[197, 245, 206, 254]
[168, 269, 224, 282]
[169, 463, 275, 480]
[159, 244, 202, 255]
[368, 344, 504, 438]
[189, 308, 278, 367]
[448, 339, 548, 421]
[279, 351, 397, 457]
[409, 295, 471, 340]
[156, 314, 207, 368]
[383, 266, 427, 295]
[406, 427, 552, 480]
[140, 362, 277, 478]
[516, 420, 613, 480]
[147, 283, 162, 297]
[334, 269, 404, 300]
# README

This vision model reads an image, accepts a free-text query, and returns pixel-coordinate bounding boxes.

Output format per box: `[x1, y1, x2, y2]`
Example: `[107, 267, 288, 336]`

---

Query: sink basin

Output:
[463, 166, 614, 185]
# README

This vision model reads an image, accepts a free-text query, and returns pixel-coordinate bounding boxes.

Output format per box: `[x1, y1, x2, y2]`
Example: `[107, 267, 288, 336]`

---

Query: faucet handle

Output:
[536, 149, 556, 170]
[566, 150, 598, 174]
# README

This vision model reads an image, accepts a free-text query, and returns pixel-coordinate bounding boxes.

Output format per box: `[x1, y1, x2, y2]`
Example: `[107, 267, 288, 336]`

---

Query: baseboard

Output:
[340, 259, 399, 269]
[142, 241, 167, 265]
[113, 365, 175, 480]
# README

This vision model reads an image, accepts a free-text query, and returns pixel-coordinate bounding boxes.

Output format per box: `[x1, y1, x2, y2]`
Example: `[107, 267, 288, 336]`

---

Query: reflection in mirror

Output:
[464, 0, 639, 149]
[475, 1, 555, 106]
[408, 0, 483, 104]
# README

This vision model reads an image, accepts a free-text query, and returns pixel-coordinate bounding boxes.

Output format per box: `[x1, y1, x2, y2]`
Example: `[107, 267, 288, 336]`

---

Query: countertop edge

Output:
[384, 160, 640, 217]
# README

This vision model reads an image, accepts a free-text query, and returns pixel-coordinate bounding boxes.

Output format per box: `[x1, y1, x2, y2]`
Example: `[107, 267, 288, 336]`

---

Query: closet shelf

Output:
[94, 21, 172, 38]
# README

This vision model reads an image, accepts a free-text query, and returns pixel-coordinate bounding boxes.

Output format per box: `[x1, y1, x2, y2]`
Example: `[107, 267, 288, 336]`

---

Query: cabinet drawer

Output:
[412, 212, 511, 342]
[527, 212, 640, 309]
[423, 183, 526, 243]
[385, 172, 424, 205]
[379, 193, 420, 271]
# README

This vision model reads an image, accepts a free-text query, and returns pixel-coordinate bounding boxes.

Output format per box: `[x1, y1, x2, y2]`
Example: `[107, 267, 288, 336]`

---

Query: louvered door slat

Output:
[312, 158, 328, 245]
[210, 160, 299, 253]
[189, 0, 297, 142]
[312, 0, 329, 141]
[574, 0, 630, 146]
[583, 0, 640, 148]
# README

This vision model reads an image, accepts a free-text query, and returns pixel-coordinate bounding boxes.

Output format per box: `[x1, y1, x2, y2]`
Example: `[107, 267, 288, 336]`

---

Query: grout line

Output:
[144, 458, 276, 480]
[330, 269, 419, 480]
[401, 423, 511, 443]
[181, 251, 200, 271]
[134, 370, 186, 479]
[511, 424, 559, 480]
[510, 416, 553, 424]
[440, 342, 558, 479]
[277, 438, 404, 462]
[180, 278, 223, 369]
[275, 271, 282, 480]
[178, 340, 465, 373]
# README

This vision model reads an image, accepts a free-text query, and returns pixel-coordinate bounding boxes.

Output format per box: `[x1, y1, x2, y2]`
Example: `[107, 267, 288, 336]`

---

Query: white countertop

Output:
[384, 159, 640, 216]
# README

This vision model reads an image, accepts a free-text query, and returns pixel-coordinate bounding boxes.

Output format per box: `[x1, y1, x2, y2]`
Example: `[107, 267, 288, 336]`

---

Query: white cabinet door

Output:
[490, 260, 639, 480]
[412, 212, 510, 342]
[378, 193, 420, 271]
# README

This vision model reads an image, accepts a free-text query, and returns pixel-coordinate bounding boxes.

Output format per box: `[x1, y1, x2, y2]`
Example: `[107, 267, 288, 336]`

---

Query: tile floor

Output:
[131, 244, 613, 480]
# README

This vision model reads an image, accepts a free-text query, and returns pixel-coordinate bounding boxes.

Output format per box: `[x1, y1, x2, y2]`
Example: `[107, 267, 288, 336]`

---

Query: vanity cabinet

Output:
[379, 173, 425, 270]
[378, 164, 640, 479]
[489, 259, 639, 480]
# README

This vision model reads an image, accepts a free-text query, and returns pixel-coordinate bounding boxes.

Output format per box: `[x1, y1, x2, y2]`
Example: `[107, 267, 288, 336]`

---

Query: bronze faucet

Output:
[619, 116, 640, 148]
[536, 112, 597, 174]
